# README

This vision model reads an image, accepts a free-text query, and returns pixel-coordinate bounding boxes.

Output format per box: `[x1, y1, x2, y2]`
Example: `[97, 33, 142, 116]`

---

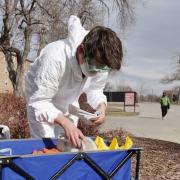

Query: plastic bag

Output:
[95, 136, 133, 150]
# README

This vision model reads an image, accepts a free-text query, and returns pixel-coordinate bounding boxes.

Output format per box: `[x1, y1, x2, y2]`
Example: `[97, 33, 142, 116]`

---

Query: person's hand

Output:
[92, 113, 106, 125]
[55, 114, 85, 148]
[92, 102, 106, 125]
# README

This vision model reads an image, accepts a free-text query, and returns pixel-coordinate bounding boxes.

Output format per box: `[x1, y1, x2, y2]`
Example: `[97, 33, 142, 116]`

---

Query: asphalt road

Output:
[100, 102, 180, 144]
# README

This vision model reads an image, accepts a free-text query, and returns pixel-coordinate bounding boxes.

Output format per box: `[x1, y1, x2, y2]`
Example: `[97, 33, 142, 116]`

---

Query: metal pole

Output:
[135, 150, 141, 180]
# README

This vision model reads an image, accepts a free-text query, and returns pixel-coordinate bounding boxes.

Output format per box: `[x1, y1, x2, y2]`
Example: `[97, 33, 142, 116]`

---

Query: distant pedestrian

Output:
[160, 92, 170, 120]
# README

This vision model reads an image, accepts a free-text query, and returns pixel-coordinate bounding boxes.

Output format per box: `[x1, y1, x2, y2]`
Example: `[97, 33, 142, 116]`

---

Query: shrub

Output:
[0, 93, 128, 140]
[0, 92, 100, 139]
[77, 93, 100, 136]
[0, 93, 30, 138]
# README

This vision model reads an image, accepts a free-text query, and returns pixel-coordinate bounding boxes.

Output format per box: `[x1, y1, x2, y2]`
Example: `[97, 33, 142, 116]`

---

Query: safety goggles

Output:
[84, 54, 111, 73]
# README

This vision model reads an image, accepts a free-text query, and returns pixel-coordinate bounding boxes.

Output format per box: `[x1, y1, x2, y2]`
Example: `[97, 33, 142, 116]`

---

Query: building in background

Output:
[0, 52, 31, 94]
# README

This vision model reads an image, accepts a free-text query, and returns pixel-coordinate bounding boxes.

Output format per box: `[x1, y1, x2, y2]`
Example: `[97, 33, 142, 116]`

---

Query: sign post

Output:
[104, 91, 136, 112]
[124, 92, 135, 112]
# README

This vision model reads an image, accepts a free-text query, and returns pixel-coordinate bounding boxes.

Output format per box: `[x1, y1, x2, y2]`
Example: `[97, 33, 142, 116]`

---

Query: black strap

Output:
[0, 157, 35, 180]
[50, 150, 140, 180]
[8, 162, 35, 180]
[0, 149, 142, 180]
[50, 152, 110, 180]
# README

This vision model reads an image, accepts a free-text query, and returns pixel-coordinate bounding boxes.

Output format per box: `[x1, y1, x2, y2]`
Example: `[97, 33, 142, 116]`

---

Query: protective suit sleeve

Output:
[84, 72, 108, 109]
[27, 51, 64, 124]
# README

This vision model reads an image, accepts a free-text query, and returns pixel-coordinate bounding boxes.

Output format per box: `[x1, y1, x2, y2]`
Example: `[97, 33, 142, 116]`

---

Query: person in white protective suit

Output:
[25, 15, 123, 148]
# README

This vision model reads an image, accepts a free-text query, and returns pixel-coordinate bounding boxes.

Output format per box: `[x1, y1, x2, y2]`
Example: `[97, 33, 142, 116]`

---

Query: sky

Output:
[1, 0, 180, 96]
[105, 0, 180, 95]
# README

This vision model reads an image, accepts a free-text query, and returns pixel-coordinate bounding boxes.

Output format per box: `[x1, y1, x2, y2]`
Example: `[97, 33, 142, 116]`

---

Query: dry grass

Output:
[106, 102, 139, 116]
[107, 111, 139, 116]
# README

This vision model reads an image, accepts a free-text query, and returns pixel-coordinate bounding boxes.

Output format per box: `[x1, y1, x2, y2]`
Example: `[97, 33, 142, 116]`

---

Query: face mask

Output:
[80, 63, 97, 77]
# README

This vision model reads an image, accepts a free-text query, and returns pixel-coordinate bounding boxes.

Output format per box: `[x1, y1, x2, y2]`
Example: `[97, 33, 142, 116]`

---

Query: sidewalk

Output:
[100, 102, 180, 144]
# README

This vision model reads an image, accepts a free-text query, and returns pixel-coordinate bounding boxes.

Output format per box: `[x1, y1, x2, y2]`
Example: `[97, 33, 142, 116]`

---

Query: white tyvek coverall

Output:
[25, 15, 108, 138]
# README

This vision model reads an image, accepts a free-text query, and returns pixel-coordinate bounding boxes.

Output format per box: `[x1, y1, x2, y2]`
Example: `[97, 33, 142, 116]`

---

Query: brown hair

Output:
[83, 26, 123, 70]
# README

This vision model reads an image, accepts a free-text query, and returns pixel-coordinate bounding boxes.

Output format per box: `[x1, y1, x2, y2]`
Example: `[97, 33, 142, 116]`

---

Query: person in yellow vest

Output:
[160, 92, 171, 120]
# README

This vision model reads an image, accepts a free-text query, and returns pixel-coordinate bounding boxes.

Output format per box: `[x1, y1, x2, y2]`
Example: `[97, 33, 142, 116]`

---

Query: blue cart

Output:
[0, 138, 142, 180]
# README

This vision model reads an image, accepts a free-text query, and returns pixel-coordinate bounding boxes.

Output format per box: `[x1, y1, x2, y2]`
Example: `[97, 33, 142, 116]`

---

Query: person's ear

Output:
[77, 44, 85, 54]
[77, 44, 85, 64]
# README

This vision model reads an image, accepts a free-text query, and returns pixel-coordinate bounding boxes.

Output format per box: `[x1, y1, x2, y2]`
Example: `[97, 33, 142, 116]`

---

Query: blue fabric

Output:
[0, 139, 131, 180]
[0, 138, 57, 155]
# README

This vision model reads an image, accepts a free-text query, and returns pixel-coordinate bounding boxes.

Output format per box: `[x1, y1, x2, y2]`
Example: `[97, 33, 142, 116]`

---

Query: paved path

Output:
[100, 102, 180, 144]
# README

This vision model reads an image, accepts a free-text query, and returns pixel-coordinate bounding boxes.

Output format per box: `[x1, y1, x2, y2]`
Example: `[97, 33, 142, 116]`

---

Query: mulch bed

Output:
[98, 130, 180, 180]
[132, 137, 180, 180]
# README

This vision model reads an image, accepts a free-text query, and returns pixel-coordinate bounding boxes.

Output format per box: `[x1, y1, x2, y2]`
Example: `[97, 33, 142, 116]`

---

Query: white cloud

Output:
[107, 0, 180, 95]
[121, 66, 164, 80]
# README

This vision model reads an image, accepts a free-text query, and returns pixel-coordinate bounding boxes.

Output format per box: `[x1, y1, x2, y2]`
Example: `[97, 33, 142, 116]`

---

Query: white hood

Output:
[67, 15, 89, 56]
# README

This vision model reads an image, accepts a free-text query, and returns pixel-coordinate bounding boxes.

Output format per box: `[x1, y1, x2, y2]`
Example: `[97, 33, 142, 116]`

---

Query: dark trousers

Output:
[161, 106, 168, 118]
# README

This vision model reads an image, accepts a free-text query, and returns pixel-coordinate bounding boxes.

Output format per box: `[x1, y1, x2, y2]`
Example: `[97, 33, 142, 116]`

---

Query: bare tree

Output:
[0, 0, 33, 96]
[105, 82, 133, 92]
[136, 80, 148, 101]
[161, 54, 180, 103]
[0, 0, 135, 96]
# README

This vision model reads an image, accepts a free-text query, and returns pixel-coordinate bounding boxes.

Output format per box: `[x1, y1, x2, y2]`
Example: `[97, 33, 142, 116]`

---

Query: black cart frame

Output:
[0, 148, 142, 180]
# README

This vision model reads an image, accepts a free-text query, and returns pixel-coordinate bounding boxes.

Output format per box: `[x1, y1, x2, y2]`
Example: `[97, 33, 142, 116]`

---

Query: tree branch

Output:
[28, 0, 36, 14]
[35, 1, 55, 18]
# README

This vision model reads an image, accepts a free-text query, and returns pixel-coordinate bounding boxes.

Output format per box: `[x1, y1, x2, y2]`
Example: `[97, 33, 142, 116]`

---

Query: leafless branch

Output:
[35, 0, 55, 18]
[98, 0, 109, 16]
[28, 0, 36, 13]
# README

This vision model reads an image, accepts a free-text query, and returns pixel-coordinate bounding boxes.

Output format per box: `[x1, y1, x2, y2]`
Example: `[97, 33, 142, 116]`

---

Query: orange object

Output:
[32, 148, 60, 155]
